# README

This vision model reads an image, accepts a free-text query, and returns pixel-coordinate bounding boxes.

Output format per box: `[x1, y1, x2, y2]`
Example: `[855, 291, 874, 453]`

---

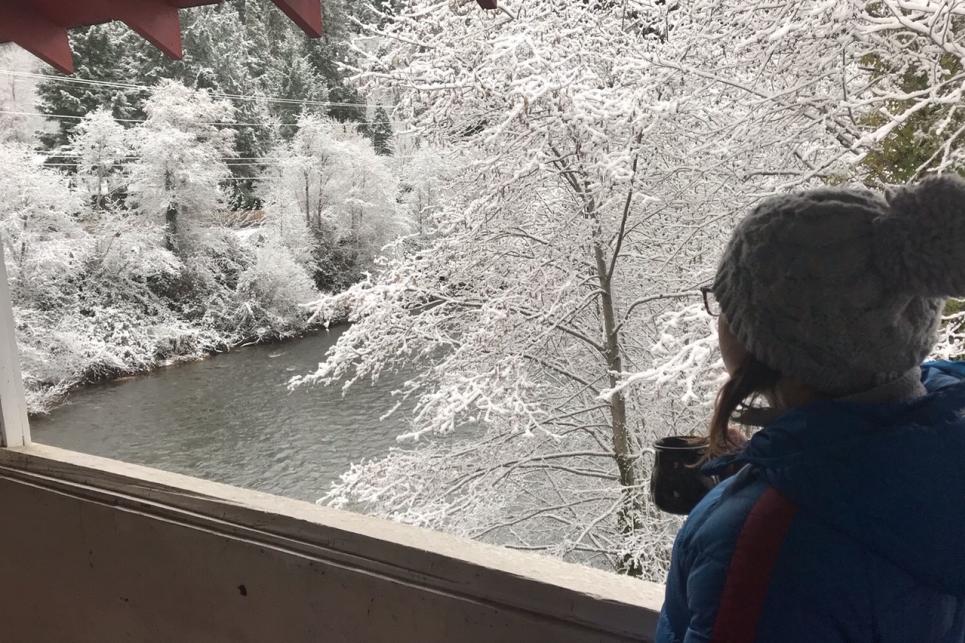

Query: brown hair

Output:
[706, 353, 781, 459]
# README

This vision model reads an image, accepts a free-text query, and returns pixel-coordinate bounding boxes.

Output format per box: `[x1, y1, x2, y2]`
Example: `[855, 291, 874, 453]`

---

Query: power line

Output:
[0, 69, 390, 110]
[42, 162, 282, 167]
[0, 109, 395, 127]
[43, 159, 415, 167]
[51, 155, 292, 160]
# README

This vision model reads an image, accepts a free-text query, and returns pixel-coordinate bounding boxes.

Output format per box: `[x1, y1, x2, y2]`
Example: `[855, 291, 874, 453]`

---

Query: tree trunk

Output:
[164, 170, 179, 253]
[353, 209, 361, 253]
[96, 164, 105, 211]
[592, 238, 643, 577]
[94, 141, 105, 211]
[165, 204, 178, 253]
[304, 176, 311, 228]
[562, 151, 645, 576]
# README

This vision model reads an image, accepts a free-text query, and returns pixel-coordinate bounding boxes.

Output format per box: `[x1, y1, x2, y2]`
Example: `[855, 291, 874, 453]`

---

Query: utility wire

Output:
[42, 159, 414, 167]
[0, 109, 395, 127]
[0, 69, 390, 110]
[42, 162, 276, 167]
[51, 155, 293, 160]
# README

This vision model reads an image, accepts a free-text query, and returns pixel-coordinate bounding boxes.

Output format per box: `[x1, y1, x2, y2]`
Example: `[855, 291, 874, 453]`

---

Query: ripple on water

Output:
[30, 327, 419, 502]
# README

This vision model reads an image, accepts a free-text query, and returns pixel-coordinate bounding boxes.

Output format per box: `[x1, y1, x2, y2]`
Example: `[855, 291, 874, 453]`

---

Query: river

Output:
[31, 327, 416, 502]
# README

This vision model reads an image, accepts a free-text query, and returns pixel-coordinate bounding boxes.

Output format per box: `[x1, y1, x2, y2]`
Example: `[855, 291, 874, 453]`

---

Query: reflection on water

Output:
[31, 327, 414, 502]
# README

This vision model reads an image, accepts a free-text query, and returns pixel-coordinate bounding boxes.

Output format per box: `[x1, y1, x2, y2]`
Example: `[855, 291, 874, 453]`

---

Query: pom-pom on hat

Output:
[713, 175, 965, 396]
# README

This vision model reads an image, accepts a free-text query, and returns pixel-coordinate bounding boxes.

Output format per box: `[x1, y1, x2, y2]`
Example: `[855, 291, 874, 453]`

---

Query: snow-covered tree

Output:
[127, 81, 235, 252]
[36, 1, 378, 205]
[1, 2, 382, 415]
[0, 45, 44, 144]
[259, 115, 406, 285]
[36, 23, 149, 151]
[256, 158, 320, 272]
[298, 0, 951, 578]
[368, 106, 394, 155]
[269, 114, 341, 231]
[323, 125, 402, 263]
[396, 146, 457, 240]
[68, 108, 130, 211]
[855, 1, 965, 182]
[0, 143, 85, 298]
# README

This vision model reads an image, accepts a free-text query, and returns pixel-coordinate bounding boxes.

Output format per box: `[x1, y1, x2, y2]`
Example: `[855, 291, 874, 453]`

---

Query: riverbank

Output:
[30, 327, 416, 501]
[21, 298, 351, 417]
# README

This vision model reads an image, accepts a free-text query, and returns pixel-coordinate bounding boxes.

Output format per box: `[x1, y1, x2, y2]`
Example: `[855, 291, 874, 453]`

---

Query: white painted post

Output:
[0, 240, 29, 447]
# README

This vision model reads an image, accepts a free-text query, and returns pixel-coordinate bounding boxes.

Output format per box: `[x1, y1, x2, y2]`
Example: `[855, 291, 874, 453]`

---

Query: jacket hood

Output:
[706, 361, 965, 596]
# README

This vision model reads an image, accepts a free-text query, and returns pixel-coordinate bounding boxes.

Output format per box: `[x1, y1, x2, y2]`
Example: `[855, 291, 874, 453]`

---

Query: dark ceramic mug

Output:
[650, 436, 719, 515]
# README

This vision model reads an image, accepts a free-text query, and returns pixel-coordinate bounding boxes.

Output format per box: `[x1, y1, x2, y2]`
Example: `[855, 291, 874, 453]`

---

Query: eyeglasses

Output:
[700, 286, 721, 317]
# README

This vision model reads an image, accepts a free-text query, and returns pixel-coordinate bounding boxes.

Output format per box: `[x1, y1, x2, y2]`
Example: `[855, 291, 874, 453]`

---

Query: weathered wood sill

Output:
[0, 443, 662, 642]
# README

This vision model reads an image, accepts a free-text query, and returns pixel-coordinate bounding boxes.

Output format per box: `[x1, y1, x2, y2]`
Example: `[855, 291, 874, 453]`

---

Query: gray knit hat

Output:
[713, 175, 965, 396]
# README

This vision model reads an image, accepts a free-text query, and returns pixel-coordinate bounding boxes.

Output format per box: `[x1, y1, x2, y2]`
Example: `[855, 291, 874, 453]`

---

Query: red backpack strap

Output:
[711, 486, 798, 643]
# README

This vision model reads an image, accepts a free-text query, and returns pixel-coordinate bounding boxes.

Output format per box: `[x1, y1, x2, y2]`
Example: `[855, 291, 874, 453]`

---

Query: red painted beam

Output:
[166, 0, 223, 7]
[0, 1, 73, 73]
[270, 0, 322, 38]
[17, 0, 186, 61]
[20, 1, 115, 30]
[119, 0, 184, 60]
[0, 0, 321, 73]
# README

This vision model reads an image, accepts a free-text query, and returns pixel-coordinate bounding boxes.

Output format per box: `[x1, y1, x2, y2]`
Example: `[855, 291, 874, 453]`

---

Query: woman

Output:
[656, 175, 965, 643]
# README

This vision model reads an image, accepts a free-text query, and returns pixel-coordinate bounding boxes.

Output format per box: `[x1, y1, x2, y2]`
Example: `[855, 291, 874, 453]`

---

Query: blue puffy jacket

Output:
[656, 361, 965, 643]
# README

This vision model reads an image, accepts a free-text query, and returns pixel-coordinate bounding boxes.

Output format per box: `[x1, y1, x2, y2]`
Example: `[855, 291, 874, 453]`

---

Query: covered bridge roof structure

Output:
[0, 0, 325, 74]
[0, 0, 499, 75]
[0, 2, 667, 643]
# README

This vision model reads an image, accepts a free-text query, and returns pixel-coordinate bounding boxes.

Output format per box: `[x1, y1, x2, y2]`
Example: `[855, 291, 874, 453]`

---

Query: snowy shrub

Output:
[234, 239, 319, 338]
[259, 115, 409, 288]
[0, 143, 85, 289]
[0, 121, 327, 413]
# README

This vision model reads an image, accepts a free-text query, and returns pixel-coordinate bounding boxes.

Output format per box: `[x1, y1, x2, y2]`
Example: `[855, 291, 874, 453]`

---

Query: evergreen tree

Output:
[860, 53, 965, 185]
[305, 1, 366, 125]
[35, 0, 371, 205]
[36, 24, 148, 150]
[369, 106, 393, 156]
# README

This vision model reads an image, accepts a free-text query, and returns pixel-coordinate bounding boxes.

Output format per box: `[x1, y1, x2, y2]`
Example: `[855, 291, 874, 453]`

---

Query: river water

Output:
[31, 327, 415, 502]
